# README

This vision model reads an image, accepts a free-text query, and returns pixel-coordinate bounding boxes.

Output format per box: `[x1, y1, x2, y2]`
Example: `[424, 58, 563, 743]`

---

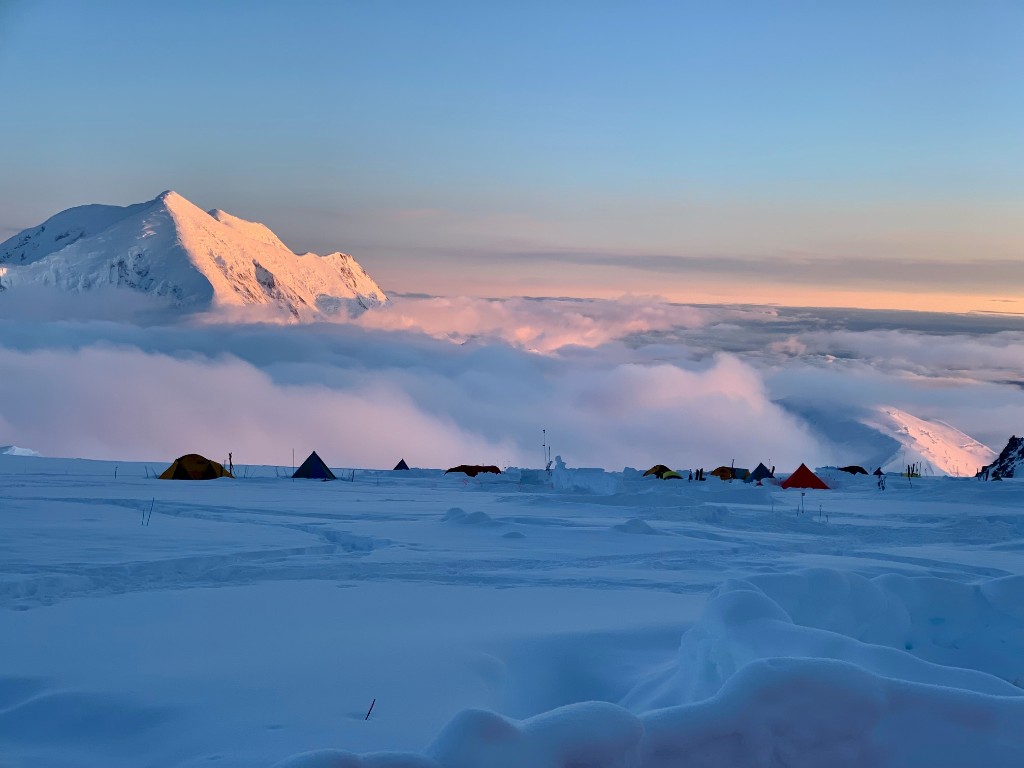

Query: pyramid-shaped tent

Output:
[748, 462, 773, 483]
[781, 463, 829, 490]
[393, 459, 410, 470]
[293, 451, 336, 480]
[159, 454, 232, 480]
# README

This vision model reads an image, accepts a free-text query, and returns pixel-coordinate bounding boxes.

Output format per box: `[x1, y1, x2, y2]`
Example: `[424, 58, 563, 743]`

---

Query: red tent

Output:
[781, 463, 829, 490]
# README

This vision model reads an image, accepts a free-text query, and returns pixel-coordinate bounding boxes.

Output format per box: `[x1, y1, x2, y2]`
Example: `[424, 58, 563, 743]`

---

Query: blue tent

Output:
[293, 451, 336, 480]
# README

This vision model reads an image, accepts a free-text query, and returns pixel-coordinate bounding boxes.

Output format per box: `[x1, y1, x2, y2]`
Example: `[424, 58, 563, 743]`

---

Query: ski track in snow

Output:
[1, 458, 1023, 767]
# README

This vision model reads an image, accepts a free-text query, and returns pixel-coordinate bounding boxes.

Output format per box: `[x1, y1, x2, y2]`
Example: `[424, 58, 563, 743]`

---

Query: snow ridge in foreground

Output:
[278, 569, 1024, 768]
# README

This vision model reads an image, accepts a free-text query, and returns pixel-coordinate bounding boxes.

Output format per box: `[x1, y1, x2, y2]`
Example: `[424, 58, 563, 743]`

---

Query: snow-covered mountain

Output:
[0, 445, 40, 457]
[862, 407, 996, 477]
[0, 191, 388, 320]
[779, 399, 994, 477]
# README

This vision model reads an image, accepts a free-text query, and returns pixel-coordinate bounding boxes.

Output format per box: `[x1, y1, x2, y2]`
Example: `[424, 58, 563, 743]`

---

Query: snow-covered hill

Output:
[862, 407, 995, 476]
[0, 191, 388, 321]
[0, 445, 40, 457]
[778, 399, 994, 477]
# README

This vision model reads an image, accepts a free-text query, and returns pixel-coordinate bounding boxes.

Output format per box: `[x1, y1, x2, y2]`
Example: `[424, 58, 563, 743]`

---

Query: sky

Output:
[1, 0, 1022, 310]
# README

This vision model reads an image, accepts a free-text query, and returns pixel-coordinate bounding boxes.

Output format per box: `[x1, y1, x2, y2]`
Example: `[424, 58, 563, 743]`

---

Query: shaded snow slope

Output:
[0, 191, 388, 320]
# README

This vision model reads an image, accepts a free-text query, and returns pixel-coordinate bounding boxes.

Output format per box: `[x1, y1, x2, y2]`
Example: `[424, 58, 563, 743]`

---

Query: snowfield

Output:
[1, 456, 1022, 767]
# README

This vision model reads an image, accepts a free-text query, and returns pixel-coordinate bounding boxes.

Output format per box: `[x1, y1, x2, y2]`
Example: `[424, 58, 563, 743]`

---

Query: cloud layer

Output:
[2, 296, 1023, 469]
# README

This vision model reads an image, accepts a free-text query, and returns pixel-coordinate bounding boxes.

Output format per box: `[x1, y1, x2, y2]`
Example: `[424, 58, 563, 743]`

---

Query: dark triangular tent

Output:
[748, 463, 773, 483]
[293, 451, 336, 480]
[781, 463, 829, 490]
[159, 454, 232, 480]
[393, 459, 410, 471]
[445, 465, 501, 477]
[839, 465, 868, 475]
[643, 464, 672, 479]
[873, 467, 884, 476]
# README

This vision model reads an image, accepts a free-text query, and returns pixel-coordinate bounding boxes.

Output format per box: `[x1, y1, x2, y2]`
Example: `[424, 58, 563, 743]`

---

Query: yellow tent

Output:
[159, 454, 233, 480]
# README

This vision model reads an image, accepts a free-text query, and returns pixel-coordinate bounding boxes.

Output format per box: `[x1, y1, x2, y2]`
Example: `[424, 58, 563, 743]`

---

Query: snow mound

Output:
[0, 191, 388, 321]
[0, 445, 40, 457]
[988, 435, 1024, 478]
[441, 508, 498, 526]
[273, 750, 438, 767]
[425, 701, 644, 768]
[289, 568, 1024, 767]
[629, 571, 1023, 709]
[611, 519, 663, 535]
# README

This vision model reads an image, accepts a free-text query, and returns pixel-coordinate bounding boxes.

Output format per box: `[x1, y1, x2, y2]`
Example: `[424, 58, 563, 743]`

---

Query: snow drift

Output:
[0, 191, 388, 321]
[277, 569, 1024, 768]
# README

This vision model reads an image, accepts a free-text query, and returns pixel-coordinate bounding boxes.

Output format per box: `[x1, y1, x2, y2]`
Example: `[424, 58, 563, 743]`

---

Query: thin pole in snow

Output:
[365, 698, 376, 720]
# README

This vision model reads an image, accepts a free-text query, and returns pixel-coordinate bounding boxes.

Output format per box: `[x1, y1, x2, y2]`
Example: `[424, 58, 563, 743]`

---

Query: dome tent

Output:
[159, 454, 232, 480]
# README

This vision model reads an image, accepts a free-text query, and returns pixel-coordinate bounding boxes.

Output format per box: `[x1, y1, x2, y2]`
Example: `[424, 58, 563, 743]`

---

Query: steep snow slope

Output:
[0, 191, 388, 320]
[862, 407, 995, 476]
[778, 399, 994, 476]
[0, 200, 152, 266]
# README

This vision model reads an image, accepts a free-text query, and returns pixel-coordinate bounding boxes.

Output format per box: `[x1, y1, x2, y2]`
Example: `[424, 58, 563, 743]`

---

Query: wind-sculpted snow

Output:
[279, 570, 1024, 768]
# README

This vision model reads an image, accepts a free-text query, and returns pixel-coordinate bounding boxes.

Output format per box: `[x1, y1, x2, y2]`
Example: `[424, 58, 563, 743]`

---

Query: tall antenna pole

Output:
[542, 429, 546, 470]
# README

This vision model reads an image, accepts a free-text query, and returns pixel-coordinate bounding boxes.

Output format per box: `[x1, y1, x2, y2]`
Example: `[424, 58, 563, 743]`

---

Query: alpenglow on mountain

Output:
[0, 191, 388, 320]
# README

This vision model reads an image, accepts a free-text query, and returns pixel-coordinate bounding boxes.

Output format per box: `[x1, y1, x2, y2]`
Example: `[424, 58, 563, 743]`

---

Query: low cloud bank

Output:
[2, 295, 1022, 467]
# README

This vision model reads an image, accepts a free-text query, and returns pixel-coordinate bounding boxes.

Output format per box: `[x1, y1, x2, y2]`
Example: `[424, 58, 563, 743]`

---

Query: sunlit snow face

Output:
[1, 294, 1022, 470]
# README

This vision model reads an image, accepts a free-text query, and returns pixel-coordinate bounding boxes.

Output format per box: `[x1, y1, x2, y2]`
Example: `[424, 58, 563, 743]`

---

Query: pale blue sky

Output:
[1, 0, 1021, 304]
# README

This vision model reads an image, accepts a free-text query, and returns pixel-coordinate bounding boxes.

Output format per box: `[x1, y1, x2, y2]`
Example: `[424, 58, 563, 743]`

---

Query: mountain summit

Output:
[0, 191, 388, 320]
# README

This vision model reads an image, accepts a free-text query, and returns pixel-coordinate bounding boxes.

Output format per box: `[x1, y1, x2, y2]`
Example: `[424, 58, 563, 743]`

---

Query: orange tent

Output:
[780, 463, 829, 490]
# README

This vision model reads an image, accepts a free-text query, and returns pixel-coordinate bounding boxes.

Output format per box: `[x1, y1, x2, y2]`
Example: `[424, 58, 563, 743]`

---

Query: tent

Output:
[711, 466, 750, 481]
[839, 465, 868, 475]
[445, 465, 501, 477]
[662, 470, 683, 480]
[393, 459, 410, 471]
[293, 451, 336, 480]
[873, 467, 885, 476]
[159, 454, 232, 480]
[781, 463, 829, 490]
[748, 463, 773, 483]
[643, 464, 672, 479]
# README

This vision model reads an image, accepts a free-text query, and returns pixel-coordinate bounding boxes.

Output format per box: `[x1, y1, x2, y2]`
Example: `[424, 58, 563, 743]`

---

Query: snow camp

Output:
[3, 2, 1023, 766]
